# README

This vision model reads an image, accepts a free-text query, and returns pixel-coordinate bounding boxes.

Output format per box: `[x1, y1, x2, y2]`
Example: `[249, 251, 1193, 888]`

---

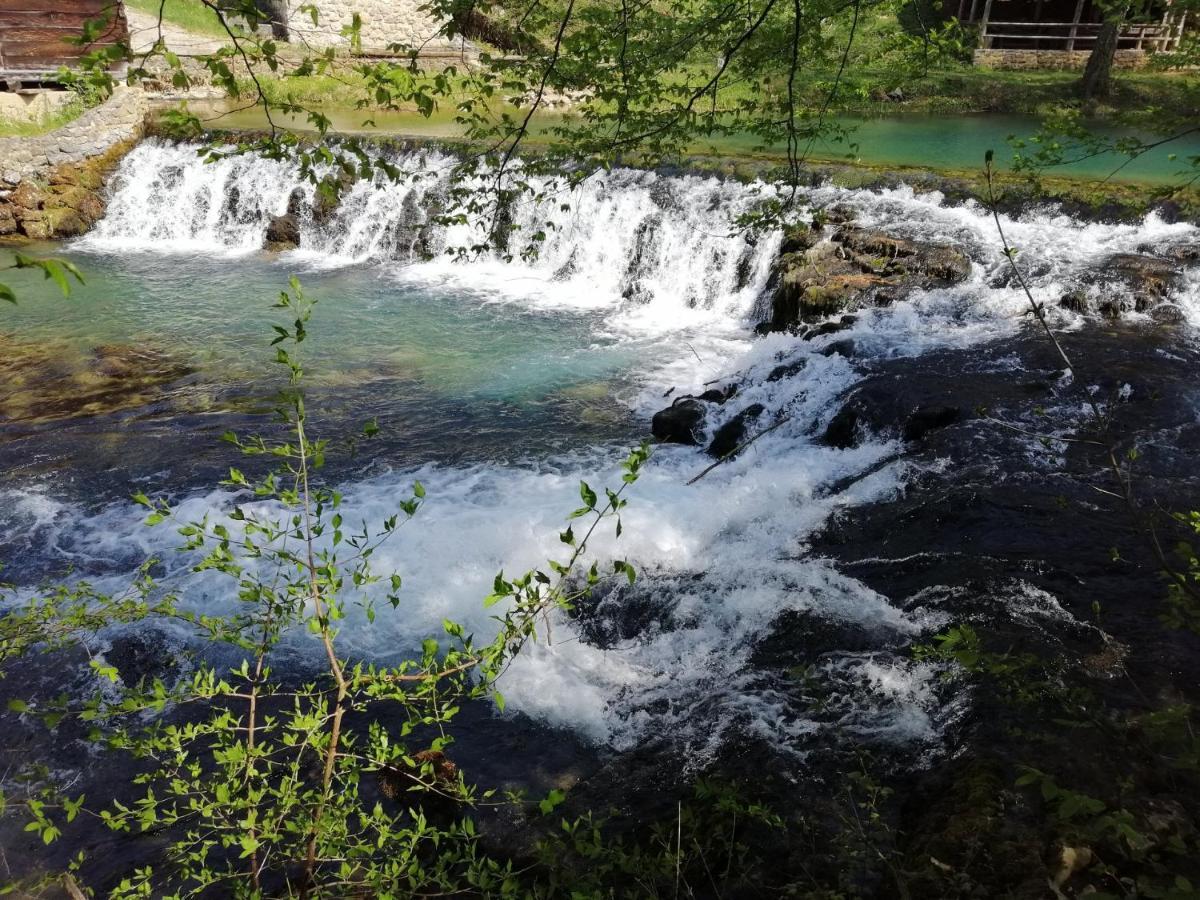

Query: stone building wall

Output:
[284, 0, 463, 54]
[973, 48, 1150, 70]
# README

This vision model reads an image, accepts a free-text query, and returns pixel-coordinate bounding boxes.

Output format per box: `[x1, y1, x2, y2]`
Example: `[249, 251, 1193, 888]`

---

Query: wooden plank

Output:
[978, 0, 996, 46]
[0, 0, 127, 74]
[1066, 0, 1086, 50]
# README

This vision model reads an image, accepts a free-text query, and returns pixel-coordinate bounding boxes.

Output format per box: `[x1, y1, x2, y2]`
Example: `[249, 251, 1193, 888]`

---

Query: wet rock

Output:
[264, 213, 301, 250]
[9, 181, 42, 211]
[1097, 296, 1129, 319]
[822, 406, 861, 449]
[1136, 240, 1200, 263]
[106, 632, 178, 686]
[312, 169, 356, 222]
[1092, 253, 1182, 307]
[706, 402, 765, 458]
[814, 203, 858, 228]
[1150, 303, 1186, 325]
[767, 358, 807, 382]
[286, 187, 307, 218]
[765, 226, 971, 332]
[779, 223, 819, 254]
[903, 405, 961, 442]
[804, 315, 857, 341]
[820, 338, 857, 358]
[696, 384, 737, 404]
[835, 227, 973, 283]
[651, 398, 706, 445]
[1059, 290, 1089, 313]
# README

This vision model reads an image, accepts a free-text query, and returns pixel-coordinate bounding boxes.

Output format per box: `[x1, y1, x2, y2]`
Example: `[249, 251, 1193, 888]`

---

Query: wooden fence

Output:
[978, 16, 1187, 51]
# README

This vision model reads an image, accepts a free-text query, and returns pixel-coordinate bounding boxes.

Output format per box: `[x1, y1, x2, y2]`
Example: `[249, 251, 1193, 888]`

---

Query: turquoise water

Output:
[199, 104, 1200, 185]
[0, 244, 647, 500]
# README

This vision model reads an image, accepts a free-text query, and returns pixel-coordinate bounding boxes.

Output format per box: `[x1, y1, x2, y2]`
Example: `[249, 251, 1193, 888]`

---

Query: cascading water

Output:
[19, 139, 1200, 761]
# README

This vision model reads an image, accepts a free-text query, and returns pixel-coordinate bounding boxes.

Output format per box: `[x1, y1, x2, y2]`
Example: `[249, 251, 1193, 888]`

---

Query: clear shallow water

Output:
[2, 140, 1199, 762]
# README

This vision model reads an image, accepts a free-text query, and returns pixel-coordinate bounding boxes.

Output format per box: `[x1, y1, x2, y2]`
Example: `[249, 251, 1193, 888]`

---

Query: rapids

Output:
[4, 138, 1200, 764]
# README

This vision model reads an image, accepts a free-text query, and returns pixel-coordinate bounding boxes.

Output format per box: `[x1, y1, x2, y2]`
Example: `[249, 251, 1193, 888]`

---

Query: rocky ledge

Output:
[763, 212, 972, 333]
[0, 88, 147, 241]
[654, 214, 1197, 461]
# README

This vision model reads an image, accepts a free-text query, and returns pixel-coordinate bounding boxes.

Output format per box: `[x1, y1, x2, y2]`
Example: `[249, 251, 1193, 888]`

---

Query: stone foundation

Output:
[0, 87, 147, 240]
[972, 48, 1150, 70]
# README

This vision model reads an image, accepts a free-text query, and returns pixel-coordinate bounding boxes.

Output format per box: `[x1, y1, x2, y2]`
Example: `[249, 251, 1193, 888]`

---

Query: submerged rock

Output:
[1087, 253, 1183, 316]
[706, 402, 766, 458]
[822, 406, 862, 449]
[0, 335, 193, 423]
[696, 384, 737, 404]
[1060, 290, 1090, 313]
[903, 405, 961, 442]
[651, 398, 707, 445]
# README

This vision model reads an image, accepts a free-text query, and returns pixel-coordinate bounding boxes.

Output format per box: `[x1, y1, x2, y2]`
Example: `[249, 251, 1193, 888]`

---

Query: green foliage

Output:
[531, 780, 785, 898]
[1165, 511, 1200, 633]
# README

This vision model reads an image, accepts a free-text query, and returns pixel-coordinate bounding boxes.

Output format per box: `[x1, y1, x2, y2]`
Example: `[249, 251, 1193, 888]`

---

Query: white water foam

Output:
[36, 142, 1200, 757]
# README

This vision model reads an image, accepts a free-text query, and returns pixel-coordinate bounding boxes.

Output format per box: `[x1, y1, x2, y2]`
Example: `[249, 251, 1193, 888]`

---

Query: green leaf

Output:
[579, 481, 597, 509]
[539, 788, 566, 815]
[0, 283, 15, 304]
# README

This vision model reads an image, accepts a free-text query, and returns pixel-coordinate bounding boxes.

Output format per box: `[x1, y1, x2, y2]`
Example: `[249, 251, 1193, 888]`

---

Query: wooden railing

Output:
[962, 5, 1188, 53]
[979, 19, 1185, 51]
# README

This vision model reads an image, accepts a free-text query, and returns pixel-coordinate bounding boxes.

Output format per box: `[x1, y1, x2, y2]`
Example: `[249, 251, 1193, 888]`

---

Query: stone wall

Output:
[972, 48, 1151, 70]
[0, 87, 148, 240]
[0, 87, 147, 188]
[284, 0, 465, 55]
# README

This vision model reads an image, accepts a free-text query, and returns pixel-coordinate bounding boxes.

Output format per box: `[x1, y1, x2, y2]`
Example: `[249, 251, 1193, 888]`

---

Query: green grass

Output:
[125, 0, 229, 37]
[0, 101, 85, 137]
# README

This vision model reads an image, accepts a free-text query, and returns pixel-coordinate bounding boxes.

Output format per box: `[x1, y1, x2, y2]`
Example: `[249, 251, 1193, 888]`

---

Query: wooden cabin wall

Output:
[0, 0, 128, 75]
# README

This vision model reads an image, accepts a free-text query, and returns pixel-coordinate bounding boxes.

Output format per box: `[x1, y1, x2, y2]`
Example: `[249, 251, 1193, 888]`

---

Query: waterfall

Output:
[85, 140, 781, 325]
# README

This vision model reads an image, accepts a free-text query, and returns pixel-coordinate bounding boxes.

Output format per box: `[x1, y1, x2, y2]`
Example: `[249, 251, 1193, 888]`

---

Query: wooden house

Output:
[0, 0, 128, 83]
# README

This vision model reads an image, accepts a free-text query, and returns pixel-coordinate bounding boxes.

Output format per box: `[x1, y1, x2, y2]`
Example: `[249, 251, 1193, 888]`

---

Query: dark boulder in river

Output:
[651, 398, 707, 445]
[1136, 240, 1200, 264]
[1085, 253, 1183, 316]
[264, 213, 301, 250]
[706, 403, 766, 458]
[903, 405, 961, 442]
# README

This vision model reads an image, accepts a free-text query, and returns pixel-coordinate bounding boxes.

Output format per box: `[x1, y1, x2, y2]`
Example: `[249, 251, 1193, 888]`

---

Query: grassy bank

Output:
[125, 0, 228, 37]
[0, 97, 89, 138]
[236, 61, 1200, 124]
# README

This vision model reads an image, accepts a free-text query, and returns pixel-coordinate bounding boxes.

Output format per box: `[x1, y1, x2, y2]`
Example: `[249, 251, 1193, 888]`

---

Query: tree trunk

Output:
[1081, 18, 1121, 100]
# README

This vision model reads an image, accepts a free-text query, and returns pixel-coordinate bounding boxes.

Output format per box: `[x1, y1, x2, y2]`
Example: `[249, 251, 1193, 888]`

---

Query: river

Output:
[1, 137, 1199, 889]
